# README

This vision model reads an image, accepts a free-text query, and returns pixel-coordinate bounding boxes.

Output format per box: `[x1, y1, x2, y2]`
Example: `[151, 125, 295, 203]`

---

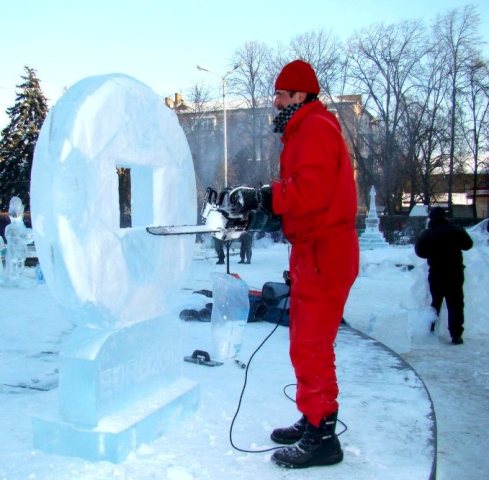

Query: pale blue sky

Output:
[0, 0, 487, 126]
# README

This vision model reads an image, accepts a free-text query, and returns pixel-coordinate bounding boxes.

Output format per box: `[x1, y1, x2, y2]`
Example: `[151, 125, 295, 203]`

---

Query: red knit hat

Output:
[275, 60, 320, 95]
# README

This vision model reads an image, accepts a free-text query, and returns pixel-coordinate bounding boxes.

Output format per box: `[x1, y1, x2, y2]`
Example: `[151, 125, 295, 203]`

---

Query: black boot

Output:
[270, 415, 306, 444]
[271, 413, 343, 469]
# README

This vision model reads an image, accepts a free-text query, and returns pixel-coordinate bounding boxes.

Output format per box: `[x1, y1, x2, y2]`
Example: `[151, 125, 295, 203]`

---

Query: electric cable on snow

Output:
[229, 290, 289, 453]
[229, 287, 347, 453]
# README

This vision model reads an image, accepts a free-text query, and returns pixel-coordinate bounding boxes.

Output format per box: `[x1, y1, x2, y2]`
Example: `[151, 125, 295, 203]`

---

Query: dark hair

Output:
[305, 93, 319, 103]
[287, 91, 319, 103]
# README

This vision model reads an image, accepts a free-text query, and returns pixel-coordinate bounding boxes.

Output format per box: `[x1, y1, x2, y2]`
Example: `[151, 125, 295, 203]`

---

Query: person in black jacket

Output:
[415, 207, 473, 344]
[214, 237, 225, 265]
[238, 231, 253, 264]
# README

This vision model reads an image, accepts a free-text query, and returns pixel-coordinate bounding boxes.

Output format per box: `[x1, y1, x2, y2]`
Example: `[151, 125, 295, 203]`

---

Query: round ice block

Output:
[31, 74, 196, 328]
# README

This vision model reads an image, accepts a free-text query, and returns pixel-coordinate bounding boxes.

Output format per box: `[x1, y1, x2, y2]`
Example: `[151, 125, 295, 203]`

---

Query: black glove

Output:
[229, 186, 259, 213]
[248, 209, 282, 232]
[257, 185, 272, 215]
[229, 185, 274, 216]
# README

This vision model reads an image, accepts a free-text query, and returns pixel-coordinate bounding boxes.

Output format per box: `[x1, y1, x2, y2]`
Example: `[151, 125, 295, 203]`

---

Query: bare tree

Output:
[345, 20, 427, 213]
[433, 5, 481, 216]
[329, 44, 381, 208]
[184, 84, 214, 127]
[176, 7, 488, 220]
[400, 37, 450, 209]
[288, 29, 343, 97]
[181, 83, 223, 201]
[228, 41, 277, 183]
[229, 41, 271, 109]
[459, 57, 489, 218]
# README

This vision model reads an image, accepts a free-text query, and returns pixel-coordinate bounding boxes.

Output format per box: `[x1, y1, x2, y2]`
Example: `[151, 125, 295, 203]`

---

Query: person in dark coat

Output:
[238, 231, 253, 264]
[214, 237, 225, 265]
[415, 206, 473, 344]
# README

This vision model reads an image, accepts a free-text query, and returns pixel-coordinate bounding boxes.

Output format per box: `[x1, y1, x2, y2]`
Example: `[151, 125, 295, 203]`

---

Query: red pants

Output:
[289, 231, 358, 426]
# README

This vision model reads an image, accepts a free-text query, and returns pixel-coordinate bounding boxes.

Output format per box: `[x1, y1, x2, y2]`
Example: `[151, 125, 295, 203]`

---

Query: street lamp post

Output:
[197, 64, 240, 188]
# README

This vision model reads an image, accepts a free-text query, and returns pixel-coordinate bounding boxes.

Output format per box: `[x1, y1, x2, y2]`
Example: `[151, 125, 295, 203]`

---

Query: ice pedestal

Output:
[359, 218, 389, 249]
[32, 317, 199, 463]
[359, 186, 388, 250]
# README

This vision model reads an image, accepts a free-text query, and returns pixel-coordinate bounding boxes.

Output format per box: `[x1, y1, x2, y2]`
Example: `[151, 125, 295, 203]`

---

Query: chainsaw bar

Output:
[146, 225, 223, 236]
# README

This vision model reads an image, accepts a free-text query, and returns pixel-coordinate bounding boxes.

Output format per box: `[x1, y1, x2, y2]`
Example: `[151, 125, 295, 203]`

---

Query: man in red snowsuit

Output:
[230, 60, 359, 468]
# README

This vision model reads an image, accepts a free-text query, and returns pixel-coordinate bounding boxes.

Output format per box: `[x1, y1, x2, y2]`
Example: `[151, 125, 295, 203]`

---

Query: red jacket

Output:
[272, 101, 357, 244]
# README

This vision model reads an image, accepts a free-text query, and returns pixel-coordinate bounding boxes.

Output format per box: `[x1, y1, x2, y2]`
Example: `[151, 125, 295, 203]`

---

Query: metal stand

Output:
[225, 240, 231, 274]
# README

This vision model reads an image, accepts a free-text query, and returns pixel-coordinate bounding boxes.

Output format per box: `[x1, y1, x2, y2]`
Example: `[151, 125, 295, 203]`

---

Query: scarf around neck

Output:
[273, 102, 304, 134]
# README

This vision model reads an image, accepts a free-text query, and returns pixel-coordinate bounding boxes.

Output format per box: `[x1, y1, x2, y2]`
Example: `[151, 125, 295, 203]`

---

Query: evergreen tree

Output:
[0, 66, 48, 211]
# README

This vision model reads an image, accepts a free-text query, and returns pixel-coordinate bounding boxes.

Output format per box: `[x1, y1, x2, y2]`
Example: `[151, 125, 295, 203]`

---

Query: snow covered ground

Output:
[0, 234, 488, 479]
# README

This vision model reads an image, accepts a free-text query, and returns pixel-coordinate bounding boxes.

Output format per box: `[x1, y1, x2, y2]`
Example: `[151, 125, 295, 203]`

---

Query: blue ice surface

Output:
[33, 315, 199, 463]
[211, 273, 249, 360]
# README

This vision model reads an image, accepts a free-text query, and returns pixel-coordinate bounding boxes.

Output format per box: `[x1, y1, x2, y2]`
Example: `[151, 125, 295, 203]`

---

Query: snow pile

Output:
[347, 226, 489, 353]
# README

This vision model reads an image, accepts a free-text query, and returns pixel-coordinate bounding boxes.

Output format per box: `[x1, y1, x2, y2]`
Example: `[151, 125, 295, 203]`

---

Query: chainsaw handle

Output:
[201, 187, 218, 217]
[217, 187, 232, 207]
[205, 187, 218, 205]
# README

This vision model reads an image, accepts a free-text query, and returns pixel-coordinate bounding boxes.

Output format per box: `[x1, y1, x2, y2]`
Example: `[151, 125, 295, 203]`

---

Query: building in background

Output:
[167, 93, 376, 212]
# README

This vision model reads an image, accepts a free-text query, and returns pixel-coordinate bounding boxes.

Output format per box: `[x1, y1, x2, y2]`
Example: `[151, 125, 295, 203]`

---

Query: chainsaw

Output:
[146, 187, 280, 241]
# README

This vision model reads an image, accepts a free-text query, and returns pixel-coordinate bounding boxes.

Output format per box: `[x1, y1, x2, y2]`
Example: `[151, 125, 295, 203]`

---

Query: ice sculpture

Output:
[211, 273, 249, 360]
[359, 186, 389, 249]
[30, 74, 199, 462]
[0, 196, 34, 286]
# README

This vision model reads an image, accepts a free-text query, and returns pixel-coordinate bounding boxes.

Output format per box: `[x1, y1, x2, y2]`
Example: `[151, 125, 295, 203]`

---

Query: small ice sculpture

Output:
[211, 273, 249, 360]
[30, 74, 199, 462]
[5, 197, 28, 278]
[359, 186, 388, 250]
[0, 196, 34, 287]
